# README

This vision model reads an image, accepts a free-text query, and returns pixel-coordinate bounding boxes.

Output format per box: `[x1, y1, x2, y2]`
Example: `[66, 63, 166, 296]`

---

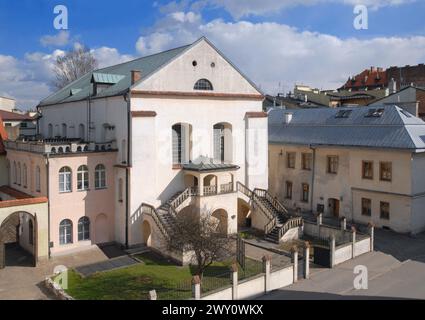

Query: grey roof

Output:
[269, 105, 425, 151]
[39, 37, 263, 107]
[183, 156, 239, 172]
[39, 44, 191, 106]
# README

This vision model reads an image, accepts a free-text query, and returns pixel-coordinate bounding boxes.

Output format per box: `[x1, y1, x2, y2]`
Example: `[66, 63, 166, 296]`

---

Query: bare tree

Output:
[168, 210, 232, 278]
[52, 45, 98, 90]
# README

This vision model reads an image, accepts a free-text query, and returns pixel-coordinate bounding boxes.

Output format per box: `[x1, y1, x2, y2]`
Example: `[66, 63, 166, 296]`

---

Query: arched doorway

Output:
[0, 211, 36, 269]
[94, 214, 109, 244]
[211, 209, 228, 235]
[142, 220, 152, 247]
[237, 198, 251, 229]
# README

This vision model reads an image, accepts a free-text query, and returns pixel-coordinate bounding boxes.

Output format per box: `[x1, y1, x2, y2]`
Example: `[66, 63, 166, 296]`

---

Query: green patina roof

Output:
[39, 44, 191, 107]
[183, 156, 240, 172]
[91, 72, 125, 84]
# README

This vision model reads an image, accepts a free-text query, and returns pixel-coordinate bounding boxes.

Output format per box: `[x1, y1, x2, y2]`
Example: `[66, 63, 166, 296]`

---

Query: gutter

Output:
[45, 153, 51, 259]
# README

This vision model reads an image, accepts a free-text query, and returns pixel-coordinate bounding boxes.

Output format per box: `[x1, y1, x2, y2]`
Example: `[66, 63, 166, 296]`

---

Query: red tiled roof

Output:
[0, 109, 34, 121]
[341, 68, 387, 90]
[0, 115, 8, 155]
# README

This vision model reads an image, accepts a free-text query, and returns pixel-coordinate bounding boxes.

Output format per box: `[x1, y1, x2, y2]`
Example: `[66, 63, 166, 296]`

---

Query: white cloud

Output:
[91, 47, 134, 68]
[40, 31, 71, 47]
[205, 0, 416, 18]
[0, 46, 132, 109]
[134, 13, 425, 93]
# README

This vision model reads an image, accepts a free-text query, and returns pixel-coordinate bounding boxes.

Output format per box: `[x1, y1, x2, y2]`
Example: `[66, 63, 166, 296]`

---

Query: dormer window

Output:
[194, 79, 213, 91]
[91, 72, 125, 96]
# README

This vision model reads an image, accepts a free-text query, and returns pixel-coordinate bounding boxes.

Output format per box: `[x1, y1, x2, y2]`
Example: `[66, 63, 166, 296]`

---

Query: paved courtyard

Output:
[258, 229, 425, 300]
[0, 245, 124, 300]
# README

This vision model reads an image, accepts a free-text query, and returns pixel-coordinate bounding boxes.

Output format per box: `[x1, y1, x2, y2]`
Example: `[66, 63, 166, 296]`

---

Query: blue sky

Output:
[1, 0, 425, 108]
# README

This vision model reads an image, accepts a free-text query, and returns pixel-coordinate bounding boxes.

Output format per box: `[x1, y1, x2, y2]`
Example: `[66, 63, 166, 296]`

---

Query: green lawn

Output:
[65, 252, 263, 300]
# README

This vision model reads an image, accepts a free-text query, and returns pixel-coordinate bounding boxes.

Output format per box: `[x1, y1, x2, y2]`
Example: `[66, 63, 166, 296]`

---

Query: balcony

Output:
[4, 137, 118, 155]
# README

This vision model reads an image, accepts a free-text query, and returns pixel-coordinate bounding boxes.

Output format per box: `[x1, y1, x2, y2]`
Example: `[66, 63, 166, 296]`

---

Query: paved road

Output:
[258, 229, 425, 300]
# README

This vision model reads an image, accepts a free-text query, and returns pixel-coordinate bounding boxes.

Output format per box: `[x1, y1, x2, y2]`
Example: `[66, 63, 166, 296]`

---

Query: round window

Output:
[211, 62, 216, 68]
[192, 60, 197, 67]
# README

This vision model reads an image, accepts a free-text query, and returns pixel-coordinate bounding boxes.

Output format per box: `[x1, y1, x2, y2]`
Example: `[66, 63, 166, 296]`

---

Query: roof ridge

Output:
[96, 43, 192, 73]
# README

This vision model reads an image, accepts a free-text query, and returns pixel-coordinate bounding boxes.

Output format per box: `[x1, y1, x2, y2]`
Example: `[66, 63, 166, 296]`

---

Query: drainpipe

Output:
[309, 145, 316, 213]
[45, 154, 51, 259]
[124, 90, 131, 248]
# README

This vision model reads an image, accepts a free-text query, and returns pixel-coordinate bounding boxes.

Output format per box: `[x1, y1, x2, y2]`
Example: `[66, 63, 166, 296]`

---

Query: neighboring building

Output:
[0, 110, 37, 140]
[0, 96, 16, 112]
[293, 85, 386, 107]
[340, 67, 387, 91]
[263, 94, 325, 110]
[369, 85, 425, 119]
[341, 64, 425, 92]
[3, 37, 268, 261]
[268, 105, 425, 234]
[0, 115, 8, 186]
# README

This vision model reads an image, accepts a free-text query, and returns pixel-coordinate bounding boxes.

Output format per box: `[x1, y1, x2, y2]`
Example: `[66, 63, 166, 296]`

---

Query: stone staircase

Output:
[237, 182, 303, 244]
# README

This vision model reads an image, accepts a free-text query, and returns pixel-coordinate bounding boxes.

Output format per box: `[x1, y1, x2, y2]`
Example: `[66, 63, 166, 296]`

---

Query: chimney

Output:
[131, 70, 142, 85]
[283, 112, 293, 124]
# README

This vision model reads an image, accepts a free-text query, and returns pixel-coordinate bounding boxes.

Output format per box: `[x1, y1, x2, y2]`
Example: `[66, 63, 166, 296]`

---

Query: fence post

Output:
[148, 290, 157, 300]
[316, 213, 322, 226]
[329, 235, 336, 268]
[340, 217, 346, 230]
[231, 263, 238, 300]
[192, 275, 201, 300]
[303, 242, 310, 279]
[351, 226, 357, 258]
[262, 255, 272, 293]
[291, 246, 298, 283]
[368, 222, 374, 252]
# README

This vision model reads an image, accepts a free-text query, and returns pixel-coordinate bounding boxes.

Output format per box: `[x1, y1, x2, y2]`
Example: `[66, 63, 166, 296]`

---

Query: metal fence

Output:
[156, 278, 193, 300]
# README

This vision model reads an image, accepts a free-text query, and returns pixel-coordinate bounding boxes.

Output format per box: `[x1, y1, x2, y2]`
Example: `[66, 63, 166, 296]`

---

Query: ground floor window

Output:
[361, 198, 371, 216]
[59, 219, 73, 245]
[285, 181, 293, 199]
[380, 202, 390, 220]
[78, 217, 90, 241]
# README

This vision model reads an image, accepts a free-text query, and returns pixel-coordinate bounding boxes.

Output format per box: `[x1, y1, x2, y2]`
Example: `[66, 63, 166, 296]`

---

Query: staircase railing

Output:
[254, 188, 288, 214]
[265, 217, 277, 234]
[169, 188, 194, 211]
[278, 217, 303, 240]
[141, 203, 170, 240]
[236, 181, 253, 199]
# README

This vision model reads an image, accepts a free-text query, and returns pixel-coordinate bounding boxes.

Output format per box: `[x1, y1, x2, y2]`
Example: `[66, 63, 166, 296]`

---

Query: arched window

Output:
[17, 162, 21, 185]
[118, 178, 123, 202]
[194, 79, 213, 91]
[35, 166, 41, 192]
[28, 219, 34, 245]
[62, 123, 67, 137]
[59, 219, 73, 245]
[78, 217, 90, 241]
[48, 124, 53, 138]
[172, 123, 192, 165]
[59, 167, 72, 193]
[213, 123, 232, 163]
[23, 164, 27, 188]
[78, 124, 85, 141]
[77, 165, 89, 191]
[95, 164, 106, 189]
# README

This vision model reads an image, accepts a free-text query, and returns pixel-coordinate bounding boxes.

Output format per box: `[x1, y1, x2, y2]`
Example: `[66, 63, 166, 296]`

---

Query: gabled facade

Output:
[3, 38, 268, 260]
